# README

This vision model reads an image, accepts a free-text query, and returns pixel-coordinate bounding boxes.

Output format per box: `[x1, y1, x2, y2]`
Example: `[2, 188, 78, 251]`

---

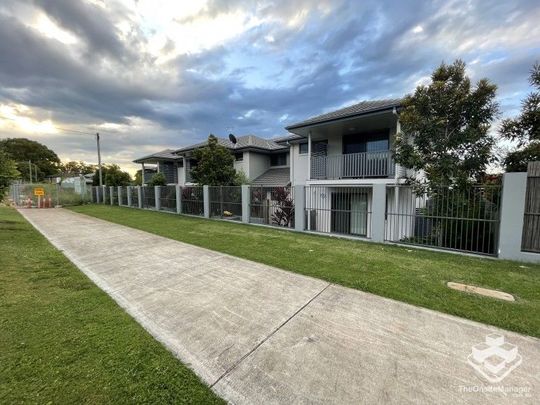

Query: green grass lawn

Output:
[69, 204, 540, 338]
[0, 207, 224, 404]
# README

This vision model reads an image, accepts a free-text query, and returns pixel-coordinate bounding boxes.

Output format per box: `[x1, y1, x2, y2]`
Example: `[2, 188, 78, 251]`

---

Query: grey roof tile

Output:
[133, 149, 182, 163]
[251, 167, 291, 186]
[286, 98, 403, 130]
[174, 135, 286, 153]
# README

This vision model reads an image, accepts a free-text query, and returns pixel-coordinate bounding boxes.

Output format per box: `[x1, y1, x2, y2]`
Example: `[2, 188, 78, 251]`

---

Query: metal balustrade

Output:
[311, 150, 395, 180]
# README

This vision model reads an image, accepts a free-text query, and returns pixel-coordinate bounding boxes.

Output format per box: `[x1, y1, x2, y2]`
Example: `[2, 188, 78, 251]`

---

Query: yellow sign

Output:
[34, 187, 45, 196]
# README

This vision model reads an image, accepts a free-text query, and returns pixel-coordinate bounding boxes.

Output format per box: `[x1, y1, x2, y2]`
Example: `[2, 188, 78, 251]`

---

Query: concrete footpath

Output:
[20, 209, 539, 404]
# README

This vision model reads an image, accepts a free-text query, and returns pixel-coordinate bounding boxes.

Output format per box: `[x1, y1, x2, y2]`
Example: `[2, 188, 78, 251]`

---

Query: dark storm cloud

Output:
[0, 0, 539, 169]
[32, 0, 134, 60]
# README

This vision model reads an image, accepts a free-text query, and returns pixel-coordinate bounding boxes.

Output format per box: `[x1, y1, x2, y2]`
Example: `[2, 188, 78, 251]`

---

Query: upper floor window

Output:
[270, 153, 287, 166]
[343, 131, 389, 154]
[234, 152, 243, 161]
[299, 142, 308, 154]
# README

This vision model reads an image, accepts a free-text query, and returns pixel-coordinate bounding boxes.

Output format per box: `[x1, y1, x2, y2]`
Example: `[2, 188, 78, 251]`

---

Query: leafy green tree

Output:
[191, 135, 238, 185]
[0, 138, 61, 181]
[61, 161, 96, 176]
[134, 170, 143, 185]
[394, 60, 499, 188]
[93, 164, 131, 186]
[0, 149, 20, 201]
[147, 172, 166, 186]
[500, 62, 540, 171]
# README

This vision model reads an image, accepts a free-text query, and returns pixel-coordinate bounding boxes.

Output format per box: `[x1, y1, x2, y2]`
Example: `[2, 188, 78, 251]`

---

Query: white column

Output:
[141, 163, 145, 185]
[175, 185, 182, 214]
[371, 184, 386, 243]
[117, 186, 122, 206]
[110, 186, 114, 205]
[203, 185, 210, 218]
[127, 186, 132, 206]
[102, 185, 107, 203]
[137, 186, 142, 209]
[307, 131, 312, 181]
[241, 185, 250, 223]
[294, 185, 305, 231]
[155, 186, 161, 211]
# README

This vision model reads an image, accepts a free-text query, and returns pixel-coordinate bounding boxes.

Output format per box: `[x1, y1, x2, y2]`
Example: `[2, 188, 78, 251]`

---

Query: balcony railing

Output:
[311, 150, 395, 180]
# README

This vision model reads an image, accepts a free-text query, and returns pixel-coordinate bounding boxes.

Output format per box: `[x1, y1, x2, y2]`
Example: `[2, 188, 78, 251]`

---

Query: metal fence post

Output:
[117, 186, 122, 206]
[175, 185, 182, 214]
[127, 186, 132, 207]
[241, 185, 250, 223]
[371, 184, 386, 243]
[155, 186, 161, 211]
[137, 186, 142, 209]
[203, 185, 210, 218]
[294, 185, 305, 231]
[110, 186, 114, 205]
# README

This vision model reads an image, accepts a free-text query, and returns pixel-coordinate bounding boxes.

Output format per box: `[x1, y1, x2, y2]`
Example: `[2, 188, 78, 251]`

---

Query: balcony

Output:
[311, 150, 395, 180]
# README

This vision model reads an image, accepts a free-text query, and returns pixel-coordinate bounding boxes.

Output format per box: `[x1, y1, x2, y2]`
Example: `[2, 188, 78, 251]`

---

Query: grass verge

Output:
[69, 205, 540, 338]
[0, 207, 224, 404]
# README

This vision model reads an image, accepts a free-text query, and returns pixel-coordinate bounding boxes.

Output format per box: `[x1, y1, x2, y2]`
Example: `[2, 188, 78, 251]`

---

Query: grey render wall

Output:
[498, 172, 539, 263]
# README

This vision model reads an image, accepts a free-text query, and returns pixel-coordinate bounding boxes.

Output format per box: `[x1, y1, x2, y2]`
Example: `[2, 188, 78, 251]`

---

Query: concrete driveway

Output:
[20, 208, 539, 404]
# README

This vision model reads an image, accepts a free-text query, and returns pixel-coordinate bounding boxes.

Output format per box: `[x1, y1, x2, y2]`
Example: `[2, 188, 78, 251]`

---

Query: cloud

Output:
[0, 0, 538, 174]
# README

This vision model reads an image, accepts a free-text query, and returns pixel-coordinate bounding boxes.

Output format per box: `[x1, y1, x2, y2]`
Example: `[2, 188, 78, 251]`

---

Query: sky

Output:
[0, 0, 539, 174]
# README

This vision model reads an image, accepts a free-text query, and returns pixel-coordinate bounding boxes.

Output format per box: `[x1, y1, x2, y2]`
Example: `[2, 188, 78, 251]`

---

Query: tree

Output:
[147, 172, 166, 186]
[394, 60, 499, 189]
[0, 149, 20, 201]
[0, 138, 61, 181]
[190, 135, 238, 185]
[134, 169, 143, 185]
[500, 62, 540, 171]
[93, 164, 131, 186]
[61, 161, 96, 177]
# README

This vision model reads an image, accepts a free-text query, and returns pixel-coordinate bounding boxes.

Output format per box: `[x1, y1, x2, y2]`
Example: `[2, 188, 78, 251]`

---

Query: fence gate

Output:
[522, 162, 540, 253]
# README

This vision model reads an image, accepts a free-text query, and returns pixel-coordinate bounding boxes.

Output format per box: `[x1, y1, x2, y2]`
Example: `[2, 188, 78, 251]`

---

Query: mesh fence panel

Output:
[181, 186, 204, 216]
[209, 186, 242, 220]
[160, 185, 177, 212]
[249, 185, 294, 228]
[141, 186, 155, 209]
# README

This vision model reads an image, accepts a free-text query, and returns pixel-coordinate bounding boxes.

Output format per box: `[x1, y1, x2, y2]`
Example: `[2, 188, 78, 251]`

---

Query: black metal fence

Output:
[160, 185, 177, 212]
[385, 185, 502, 256]
[120, 187, 128, 205]
[250, 186, 294, 228]
[305, 185, 372, 237]
[141, 186, 155, 209]
[181, 186, 204, 216]
[522, 163, 540, 253]
[130, 187, 139, 208]
[209, 186, 242, 220]
[110, 187, 117, 205]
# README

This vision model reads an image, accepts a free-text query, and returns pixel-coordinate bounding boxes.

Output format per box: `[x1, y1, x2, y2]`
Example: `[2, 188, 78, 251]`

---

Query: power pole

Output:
[96, 132, 103, 187]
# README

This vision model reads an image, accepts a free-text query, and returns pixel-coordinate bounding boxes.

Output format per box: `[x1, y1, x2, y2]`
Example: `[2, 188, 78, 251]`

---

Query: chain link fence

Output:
[10, 181, 90, 207]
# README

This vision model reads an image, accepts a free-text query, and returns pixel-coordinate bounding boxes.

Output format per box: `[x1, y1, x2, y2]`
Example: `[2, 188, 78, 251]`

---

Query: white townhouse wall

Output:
[290, 143, 309, 185]
[245, 151, 271, 180]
